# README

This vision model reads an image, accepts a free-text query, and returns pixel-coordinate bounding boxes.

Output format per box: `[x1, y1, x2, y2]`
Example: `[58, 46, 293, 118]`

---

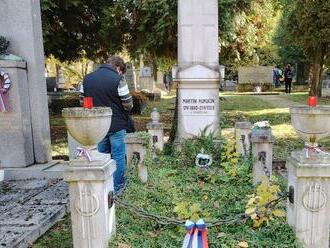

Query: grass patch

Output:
[284, 92, 330, 105]
[33, 216, 72, 248]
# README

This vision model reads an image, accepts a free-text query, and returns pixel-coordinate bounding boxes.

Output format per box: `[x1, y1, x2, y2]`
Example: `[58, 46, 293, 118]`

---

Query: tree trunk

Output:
[309, 46, 325, 97]
[310, 63, 322, 96]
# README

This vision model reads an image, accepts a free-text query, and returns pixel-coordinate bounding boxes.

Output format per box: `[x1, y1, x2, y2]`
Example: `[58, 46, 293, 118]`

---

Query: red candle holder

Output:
[308, 96, 317, 107]
[83, 97, 93, 109]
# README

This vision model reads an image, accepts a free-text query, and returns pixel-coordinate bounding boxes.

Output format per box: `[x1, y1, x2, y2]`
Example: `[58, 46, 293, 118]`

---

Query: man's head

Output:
[107, 56, 126, 75]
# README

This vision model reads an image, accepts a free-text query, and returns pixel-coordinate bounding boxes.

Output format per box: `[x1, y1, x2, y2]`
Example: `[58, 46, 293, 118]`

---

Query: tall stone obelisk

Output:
[175, 0, 220, 140]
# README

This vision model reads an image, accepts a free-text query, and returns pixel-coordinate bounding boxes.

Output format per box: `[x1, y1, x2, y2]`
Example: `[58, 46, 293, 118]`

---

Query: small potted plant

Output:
[251, 121, 272, 137]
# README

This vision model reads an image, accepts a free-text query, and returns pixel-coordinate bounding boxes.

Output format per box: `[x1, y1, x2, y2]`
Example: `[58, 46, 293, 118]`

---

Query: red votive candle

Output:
[83, 97, 93, 109]
[308, 96, 317, 107]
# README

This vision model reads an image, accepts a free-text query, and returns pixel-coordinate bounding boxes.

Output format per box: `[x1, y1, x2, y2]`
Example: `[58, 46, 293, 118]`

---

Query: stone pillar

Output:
[0, 60, 34, 167]
[287, 151, 330, 248]
[251, 129, 275, 184]
[235, 120, 252, 157]
[0, 0, 51, 163]
[125, 133, 150, 183]
[175, 0, 220, 140]
[64, 157, 116, 248]
[146, 108, 164, 151]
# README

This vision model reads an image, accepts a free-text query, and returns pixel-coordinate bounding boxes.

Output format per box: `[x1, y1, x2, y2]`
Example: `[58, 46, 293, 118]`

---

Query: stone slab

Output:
[3, 161, 67, 180]
[238, 66, 273, 85]
[0, 179, 69, 248]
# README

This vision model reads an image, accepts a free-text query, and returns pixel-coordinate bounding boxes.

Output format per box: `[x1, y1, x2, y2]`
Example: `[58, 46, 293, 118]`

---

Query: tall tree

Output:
[283, 0, 330, 96]
[41, 0, 114, 62]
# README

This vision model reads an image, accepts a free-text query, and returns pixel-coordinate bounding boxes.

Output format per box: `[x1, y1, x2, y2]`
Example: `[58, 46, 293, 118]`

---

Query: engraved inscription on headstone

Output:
[181, 98, 216, 116]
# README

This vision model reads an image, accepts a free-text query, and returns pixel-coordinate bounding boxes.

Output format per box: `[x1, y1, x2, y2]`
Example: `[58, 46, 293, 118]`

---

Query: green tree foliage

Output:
[41, 0, 283, 74]
[41, 0, 114, 62]
[282, 0, 330, 96]
[219, 0, 282, 71]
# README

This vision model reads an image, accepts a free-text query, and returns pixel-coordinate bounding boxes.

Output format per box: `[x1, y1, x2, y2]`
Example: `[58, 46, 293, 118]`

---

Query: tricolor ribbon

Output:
[76, 147, 92, 161]
[305, 144, 330, 158]
[182, 219, 209, 248]
[0, 70, 11, 112]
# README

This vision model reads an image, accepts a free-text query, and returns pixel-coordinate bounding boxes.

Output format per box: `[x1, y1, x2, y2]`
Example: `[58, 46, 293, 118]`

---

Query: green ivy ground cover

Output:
[35, 135, 299, 248]
[38, 93, 325, 247]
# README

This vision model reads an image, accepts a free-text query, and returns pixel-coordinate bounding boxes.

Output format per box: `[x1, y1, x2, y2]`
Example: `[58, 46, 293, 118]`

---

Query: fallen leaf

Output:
[217, 232, 226, 238]
[238, 241, 249, 247]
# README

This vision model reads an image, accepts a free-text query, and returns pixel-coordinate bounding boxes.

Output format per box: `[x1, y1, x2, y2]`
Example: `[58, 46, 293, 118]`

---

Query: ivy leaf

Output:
[245, 207, 255, 215]
[272, 209, 286, 217]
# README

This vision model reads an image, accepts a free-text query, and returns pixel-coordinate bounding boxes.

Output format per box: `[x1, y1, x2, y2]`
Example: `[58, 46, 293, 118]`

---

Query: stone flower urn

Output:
[290, 105, 330, 150]
[62, 107, 112, 147]
[62, 107, 112, 162]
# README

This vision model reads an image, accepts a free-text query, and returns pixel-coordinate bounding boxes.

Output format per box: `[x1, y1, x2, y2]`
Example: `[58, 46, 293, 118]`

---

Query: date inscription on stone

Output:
[0, 115, 20, 130]
[182, 98, 216, 115]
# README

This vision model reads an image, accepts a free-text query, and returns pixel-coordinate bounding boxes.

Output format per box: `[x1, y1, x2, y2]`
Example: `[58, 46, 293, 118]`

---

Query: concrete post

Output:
[251, 129, 275, 184]
[235, 120, 252, 157]
[287, 151, 330, 248]
[125, 133, 150, 183]
[146, 108, 164, 151]
[64, 157, 116, 248]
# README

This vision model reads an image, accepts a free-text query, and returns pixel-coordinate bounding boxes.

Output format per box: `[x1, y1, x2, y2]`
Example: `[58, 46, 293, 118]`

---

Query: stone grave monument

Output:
[63, 107, 116, 248]
[0, 0, 51, 168]
[238, 66, 273, 91]
[287, 105, 330, 248]
[174, 0, 220, 140]
[125, 63, 136, 92]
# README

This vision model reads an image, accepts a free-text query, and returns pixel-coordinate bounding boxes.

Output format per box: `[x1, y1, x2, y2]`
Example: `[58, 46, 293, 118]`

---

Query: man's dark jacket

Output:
[83, 64, 133, 133]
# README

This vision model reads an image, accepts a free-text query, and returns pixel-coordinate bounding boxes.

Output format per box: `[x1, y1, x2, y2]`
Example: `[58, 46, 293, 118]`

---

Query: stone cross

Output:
[178, 0, 219, 68]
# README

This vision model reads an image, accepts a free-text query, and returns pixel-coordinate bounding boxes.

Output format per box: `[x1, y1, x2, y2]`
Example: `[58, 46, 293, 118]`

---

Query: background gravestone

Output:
[0, 0, 51, 164]
[0, 60, 34, 167]
[125, 63, 136, 92]
[238, 66, 273, 85]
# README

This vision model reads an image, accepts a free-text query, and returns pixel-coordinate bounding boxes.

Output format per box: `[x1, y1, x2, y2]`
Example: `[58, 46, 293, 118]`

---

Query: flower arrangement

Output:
[0, 36, 9, 55]
[253, 121, 270, 129]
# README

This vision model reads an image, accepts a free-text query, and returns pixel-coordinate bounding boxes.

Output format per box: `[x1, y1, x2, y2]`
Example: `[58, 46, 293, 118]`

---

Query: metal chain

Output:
[259, 151, 270, 178]
[115, 193, 287, 228]
[114, 152, 286, 228]
[241, 134, 248, 157]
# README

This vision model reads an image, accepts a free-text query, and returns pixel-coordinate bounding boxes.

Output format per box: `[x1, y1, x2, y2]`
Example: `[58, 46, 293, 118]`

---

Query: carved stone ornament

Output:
[302, 183, 326, 212]
[75, 190, 100, 217]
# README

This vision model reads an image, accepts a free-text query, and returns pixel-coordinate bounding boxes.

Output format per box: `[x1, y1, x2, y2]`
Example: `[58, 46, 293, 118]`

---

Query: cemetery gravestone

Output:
[125, 63, 136, 92]
[322, 79, 330, 97]
[0, 60, 34, 167]
[175, 0, 220, 140]
[238, 66, 273, 90]
[138, 66, 154, 92]
[0, 0, 51, 164]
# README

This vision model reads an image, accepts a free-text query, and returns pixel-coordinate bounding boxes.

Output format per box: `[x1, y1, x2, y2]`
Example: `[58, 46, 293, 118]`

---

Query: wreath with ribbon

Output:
[0, 70, 11, 112]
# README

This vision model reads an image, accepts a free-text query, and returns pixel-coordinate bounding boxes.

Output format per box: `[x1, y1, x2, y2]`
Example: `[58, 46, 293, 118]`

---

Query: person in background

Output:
[284, 64, 294, 94]
[82, 56, 134, 192]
